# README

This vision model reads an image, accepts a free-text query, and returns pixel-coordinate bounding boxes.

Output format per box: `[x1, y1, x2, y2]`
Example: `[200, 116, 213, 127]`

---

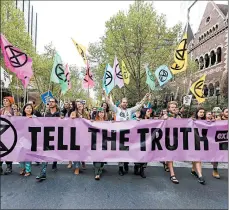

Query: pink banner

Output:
[0, 116, 227, 162]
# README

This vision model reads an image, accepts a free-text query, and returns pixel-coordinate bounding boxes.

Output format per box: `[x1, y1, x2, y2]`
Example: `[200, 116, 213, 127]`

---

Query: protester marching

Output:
[0, 2, 228, 209]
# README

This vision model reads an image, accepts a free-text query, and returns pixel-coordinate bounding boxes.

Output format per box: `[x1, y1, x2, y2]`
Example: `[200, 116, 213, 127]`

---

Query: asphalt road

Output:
[1, 164, 228, 209]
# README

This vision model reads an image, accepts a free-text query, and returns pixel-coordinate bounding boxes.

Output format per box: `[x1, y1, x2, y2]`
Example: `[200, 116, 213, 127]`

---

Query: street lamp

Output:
[216, 86, 220, 105]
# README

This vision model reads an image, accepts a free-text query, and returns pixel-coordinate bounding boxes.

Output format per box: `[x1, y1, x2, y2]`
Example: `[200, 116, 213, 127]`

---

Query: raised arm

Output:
[103, 90, 118, 113]
[130, 93, 150, 113]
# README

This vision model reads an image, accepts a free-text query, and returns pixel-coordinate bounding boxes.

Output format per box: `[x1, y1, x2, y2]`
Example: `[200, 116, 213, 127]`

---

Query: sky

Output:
[30, 0, 227, 99]
[31, 0, 228, 67]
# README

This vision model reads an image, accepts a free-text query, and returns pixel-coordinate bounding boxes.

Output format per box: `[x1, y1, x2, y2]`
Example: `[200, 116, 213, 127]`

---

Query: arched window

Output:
[207, 31, 209, 36]
[204, 54, 210, 68]
[195, 59, 199, 68]
[217, 47, 222, 63]
[201, 35, 204, 39]
[213, 27, 215, 32]
[210, 29, 212, 33]
[210, 50, 216, 66]
[199, 37, 201, 42]
[199, 56, 204, 70]
[203, 84, 208, 97]
[216, 24, 218, 30]
[206, 16, 211, 23]
[204, 33, 206, 38]
[208, 83, 214, 96]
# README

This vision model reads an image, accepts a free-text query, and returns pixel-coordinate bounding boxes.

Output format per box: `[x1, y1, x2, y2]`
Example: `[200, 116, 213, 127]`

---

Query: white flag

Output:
[1, 67, 12, 88]
[113, 56, 124, 88]
[183, 95, 192, 106]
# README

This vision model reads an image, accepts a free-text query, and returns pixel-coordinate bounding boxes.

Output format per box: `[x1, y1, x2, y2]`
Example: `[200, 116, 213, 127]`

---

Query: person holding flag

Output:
[103, 90, 151, 176]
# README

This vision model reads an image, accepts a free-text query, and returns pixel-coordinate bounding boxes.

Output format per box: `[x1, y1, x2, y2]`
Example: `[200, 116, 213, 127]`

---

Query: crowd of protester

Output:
[0, 94, 228, 184]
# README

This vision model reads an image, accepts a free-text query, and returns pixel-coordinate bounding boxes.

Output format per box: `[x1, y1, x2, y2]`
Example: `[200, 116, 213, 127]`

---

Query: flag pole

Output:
[23, 88, 26, 106]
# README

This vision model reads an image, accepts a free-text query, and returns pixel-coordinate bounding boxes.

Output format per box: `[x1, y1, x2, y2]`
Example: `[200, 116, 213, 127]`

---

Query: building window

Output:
[210, 50, 216, 66]
[204, 54, 210, 68]
[207, 31, 209, 36]
[213, 27, 215, 32]
[208, 83, 214, 96]
[217, 47, 222, 63]
[206, 16, 211, 23]
[204, 33, 206, 38]
[199, 37, 201, 42]
[195, 59, 199, 69]
[203, 84, 208, 97]
[210, 29, 212, 34]
[201, 35, 204, 39]
[199, 56, 204, 70]
[216, 24, 218, 30]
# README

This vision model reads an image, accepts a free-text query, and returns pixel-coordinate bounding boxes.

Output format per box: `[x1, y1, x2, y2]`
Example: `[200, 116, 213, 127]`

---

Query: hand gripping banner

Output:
[0, 117, 227, 162]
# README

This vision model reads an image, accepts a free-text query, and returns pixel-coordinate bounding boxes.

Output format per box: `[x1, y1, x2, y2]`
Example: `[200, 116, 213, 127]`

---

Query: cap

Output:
[97, 107, 104, 112]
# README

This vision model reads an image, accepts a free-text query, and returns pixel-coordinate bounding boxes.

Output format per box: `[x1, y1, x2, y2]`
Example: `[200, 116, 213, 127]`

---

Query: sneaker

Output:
[191, 170, 198, 178]
[36, 175, 46, 181]
[4, 167, 12, 175]
[198, 176, 206, 185]
[212, 170, 220, 179]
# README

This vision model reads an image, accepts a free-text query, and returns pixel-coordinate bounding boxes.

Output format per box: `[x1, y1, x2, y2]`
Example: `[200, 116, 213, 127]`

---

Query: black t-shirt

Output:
[34, 110, 42, 117]
[45, 111, 60, 117]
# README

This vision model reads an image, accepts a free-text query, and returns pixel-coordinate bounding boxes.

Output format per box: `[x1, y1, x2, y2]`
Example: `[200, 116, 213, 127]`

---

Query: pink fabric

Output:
[0, 116, 227, 162]
[65, 63, 71, 89]
[0, 34, 33, 88]
[83, 61, 94, 88]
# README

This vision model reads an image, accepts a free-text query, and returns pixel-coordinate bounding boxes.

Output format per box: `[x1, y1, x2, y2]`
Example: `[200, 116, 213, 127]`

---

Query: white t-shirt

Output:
[109, 103, 143, 121]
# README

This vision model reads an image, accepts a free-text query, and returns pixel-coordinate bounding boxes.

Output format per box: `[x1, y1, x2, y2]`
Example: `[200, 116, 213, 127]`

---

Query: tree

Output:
[88, 1, 182, 104]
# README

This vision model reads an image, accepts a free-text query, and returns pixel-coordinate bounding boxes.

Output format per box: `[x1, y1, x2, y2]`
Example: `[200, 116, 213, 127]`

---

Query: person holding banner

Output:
[91, 107, 107, 180]
[210, 108, 228, 179]
[19, 103, 37, 177]
[70, 100, 89, 175]
[191, 108, 206, 185]
[163, 101, 180, 184]
[0, 96, 14, 175]
[104, 91, 150, 176]
[36, 98, 60, 182]
[101, 102, 112, 121]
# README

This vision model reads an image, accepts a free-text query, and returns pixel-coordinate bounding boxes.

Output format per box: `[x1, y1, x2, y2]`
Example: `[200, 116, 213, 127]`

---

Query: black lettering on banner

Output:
[102, 129, 116, 150]
[57, 127, 68, 150]
[165, 128, 178, 151]
[119, 129, 130, 151]
[88, 128, 100, 150]
[151, 128, 163, 150]
[29, 127, 41, 152]
[180, 128, 192, 150]
[215, 131, 228, 150]
[137, 128, 149, 151]
[175, 38, 187, 61]
[43, 127, 55, 151]
[194, 128, 209, 150]
[70, 127, 80, 150]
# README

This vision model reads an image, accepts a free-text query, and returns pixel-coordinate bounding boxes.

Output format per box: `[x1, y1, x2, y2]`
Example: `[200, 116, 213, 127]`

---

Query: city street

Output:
[1, 164, 228, 209]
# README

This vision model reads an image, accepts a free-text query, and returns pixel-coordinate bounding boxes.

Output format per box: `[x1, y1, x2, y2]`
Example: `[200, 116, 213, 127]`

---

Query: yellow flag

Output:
[190, 75, 206, 104]
[71, 38, 87, 64]
[170, 33, 187, 75]
[121, 60, 130, 85]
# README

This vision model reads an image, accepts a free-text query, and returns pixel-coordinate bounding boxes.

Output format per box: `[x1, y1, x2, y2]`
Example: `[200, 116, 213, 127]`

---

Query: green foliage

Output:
[1, 1, 88, 105]
[88, 1, 182, 104]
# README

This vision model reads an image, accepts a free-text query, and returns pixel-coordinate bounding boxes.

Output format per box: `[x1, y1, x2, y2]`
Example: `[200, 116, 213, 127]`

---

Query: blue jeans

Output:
[74, 161, 80, 169]
[19, 162, 31, 173]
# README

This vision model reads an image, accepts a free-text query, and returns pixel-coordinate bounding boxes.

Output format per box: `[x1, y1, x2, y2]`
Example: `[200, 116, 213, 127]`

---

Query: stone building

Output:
[188, 1, 228, 98]
[167, 1, 228, 103]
